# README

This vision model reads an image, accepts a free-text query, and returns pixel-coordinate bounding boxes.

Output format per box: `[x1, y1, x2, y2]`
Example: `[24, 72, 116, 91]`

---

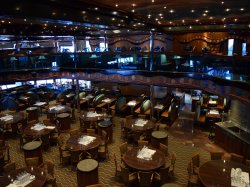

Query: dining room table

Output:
[122, 146, 166, 171]
[199, 160, 250, 187]
[0, 112, 26, 134]
[81, 111, 105, 127]
[0, 167, 46, 187]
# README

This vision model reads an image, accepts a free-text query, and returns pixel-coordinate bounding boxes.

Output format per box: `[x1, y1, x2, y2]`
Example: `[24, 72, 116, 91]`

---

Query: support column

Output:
[76, 79, 80, 113]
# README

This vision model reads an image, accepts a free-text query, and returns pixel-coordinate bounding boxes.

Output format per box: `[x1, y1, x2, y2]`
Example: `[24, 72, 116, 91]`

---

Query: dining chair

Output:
[169, 152, 177, 177]
[3, 161, 16, 173]
[187, 161, 200, 187]
[137, 140, 149, 147]
[154, 165, 170, 184]
[230, 153, 244, 163]
[138, 171, 154, 187]
[120, 164, 137, 185]
[87, 129, 96, 135]
[98, 138, 109, 160]
[120, 119, 128, 139]
[246, 159, 250, 167]
[119, 142, 128, 158]
[159, 143, 169, 157]
[70, 150, 82, 166]
[45, 160, 56, 186]
[41, 133, 50, 150]
[58, 146, 71, 166]
[69, 128, 80, 137]
[79, 117, 88, 132]
[210, 151, 224, 160]
[113, 153, 121, 177]
[191, 153, 200, 174]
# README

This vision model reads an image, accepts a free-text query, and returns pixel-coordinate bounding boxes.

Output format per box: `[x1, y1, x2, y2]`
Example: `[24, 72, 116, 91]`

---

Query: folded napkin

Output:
[231, 168, 249, 187]
[102, 98, 111, 103]
[45, 126, 56, 130]
[154, 104, 164, 110]
[137, 146, 156, 160]
[0, 115, 13, 122]
[127, 100, 136, 106]
[31, 123, 46, 131]
[78, 135, 96, 146]
[134, 119, 148, 127]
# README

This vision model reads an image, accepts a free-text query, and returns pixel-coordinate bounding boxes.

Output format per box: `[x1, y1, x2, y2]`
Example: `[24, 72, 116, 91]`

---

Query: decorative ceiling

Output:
[0, 0, 250, 39]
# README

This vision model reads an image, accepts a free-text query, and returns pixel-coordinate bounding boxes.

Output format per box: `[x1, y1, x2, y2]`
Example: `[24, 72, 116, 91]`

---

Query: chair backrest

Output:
[119, 142, 128, 157]
[210, 151, 224, 160]
[70, 128, 80, 137]
[230, 153, 244, 163]
[171, 152, 177, 166]
[138, 140, 149, 147]
[138, 171, 154, 187]
[92, 94, 105, 106]
[159, 143, 168, 157]
[25, 157, 39, 167]
[46, 160, 54, 176]
[187, 161, 194, 176]
[191, 153, 200, 167]
[159, 165, 170, 183]
[245, 159, 250, 167]
[115, 96, 126, 112]
[120, 164, 130, 184]
[140, 99, 150, 114]
[79, 92, 86, 99]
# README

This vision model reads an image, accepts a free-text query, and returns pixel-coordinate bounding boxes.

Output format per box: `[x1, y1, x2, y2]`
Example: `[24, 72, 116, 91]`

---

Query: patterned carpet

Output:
[3, 104, 224, 187]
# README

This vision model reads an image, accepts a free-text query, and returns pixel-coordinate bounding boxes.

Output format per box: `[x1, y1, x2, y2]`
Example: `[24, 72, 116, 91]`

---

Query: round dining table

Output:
[66, 133, 102, 151]
[0, 167, 46, 187]
[122, 146, 166, 171]
[0, 112, 26, 134]
[82, 111, 105, 123]
[199, 160, 250, 186]
[47, 105, 71, 115]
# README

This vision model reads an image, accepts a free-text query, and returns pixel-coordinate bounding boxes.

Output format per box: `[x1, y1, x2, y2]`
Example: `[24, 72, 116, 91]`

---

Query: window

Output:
[86, 40, 92, 52]
[100, 42, 107, 52]
[228, 39, 234, 56]
[242, 43, 247, 56]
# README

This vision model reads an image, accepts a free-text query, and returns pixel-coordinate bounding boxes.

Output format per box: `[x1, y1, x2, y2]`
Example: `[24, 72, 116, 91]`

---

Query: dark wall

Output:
[229, 99, 250, 130]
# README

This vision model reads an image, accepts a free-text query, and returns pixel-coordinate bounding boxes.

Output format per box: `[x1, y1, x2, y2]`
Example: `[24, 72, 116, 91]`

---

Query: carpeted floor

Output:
[3, 102, 227, 187]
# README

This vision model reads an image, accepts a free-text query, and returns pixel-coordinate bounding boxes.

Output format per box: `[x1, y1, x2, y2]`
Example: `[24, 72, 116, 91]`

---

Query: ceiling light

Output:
[169, 9, 174, 13]
[209, 17, 213, 19]
[97, 17, 100, 20]
[204, 10, 209, 13]
[189, 26, 192, 29]
[115, 4, 118, 7]
[81, 11, 86, 14]
[191, 10, 195, 13]
[159, 13, 163, 16]
[234, 19, 237, 22]
[182, 20, 185, 23]
[224, 25, 226, 28]
[15, 7, 20, 11]
[113, 11, 118, 15]
[240, 8, 244, 11]
[152, 0, 154, 2]
[164, 6, 167, 9]
[132, 4, 136, 7]
[168, 27, 172, 30]
[221, 1, 224, 4]
[203, 13, 207, 16]
[195, 19, 199, 22]
[225, 8, 230, 12]
[94, 7, 98, 10]
[132, 9, 135, 12]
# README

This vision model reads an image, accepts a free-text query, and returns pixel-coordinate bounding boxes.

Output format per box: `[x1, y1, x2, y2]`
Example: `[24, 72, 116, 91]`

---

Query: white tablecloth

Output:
[134, 119, 148, 127]
[127, 100, 136, 106]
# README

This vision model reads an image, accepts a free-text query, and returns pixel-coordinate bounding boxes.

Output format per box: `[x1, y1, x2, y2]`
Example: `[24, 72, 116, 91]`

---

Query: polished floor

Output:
[3, 99, 228, 187]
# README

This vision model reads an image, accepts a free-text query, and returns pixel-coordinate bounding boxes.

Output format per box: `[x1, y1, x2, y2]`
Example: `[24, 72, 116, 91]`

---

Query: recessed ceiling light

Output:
[195, 20, 199, 22]
[224, 25, 226, 28]
[204, 10, 209, 13]
[15, 7, 20, 11]
[132, 3, 136, 7]
[203, 13, 207, 16]
[113, 11, 118, 15]
[221, 1, 224, 4]
[164, 6, 167, 9]
[209, 17, 213, 19]
[115, 4, 118, 7]
[191, 9, 195, 13]
[169, 9, 174, 13]
[168, 27, 172, 30]
[182, 20, 185, 23]
[132, 9, 135, 12]
[240, 8, 244, 11]
[159, 13, 163, 16]
[94, 7, 98, 10]
[225, 8, 230, 12]
[189, 26, 192, 29]
[81, 11, 86, 14]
